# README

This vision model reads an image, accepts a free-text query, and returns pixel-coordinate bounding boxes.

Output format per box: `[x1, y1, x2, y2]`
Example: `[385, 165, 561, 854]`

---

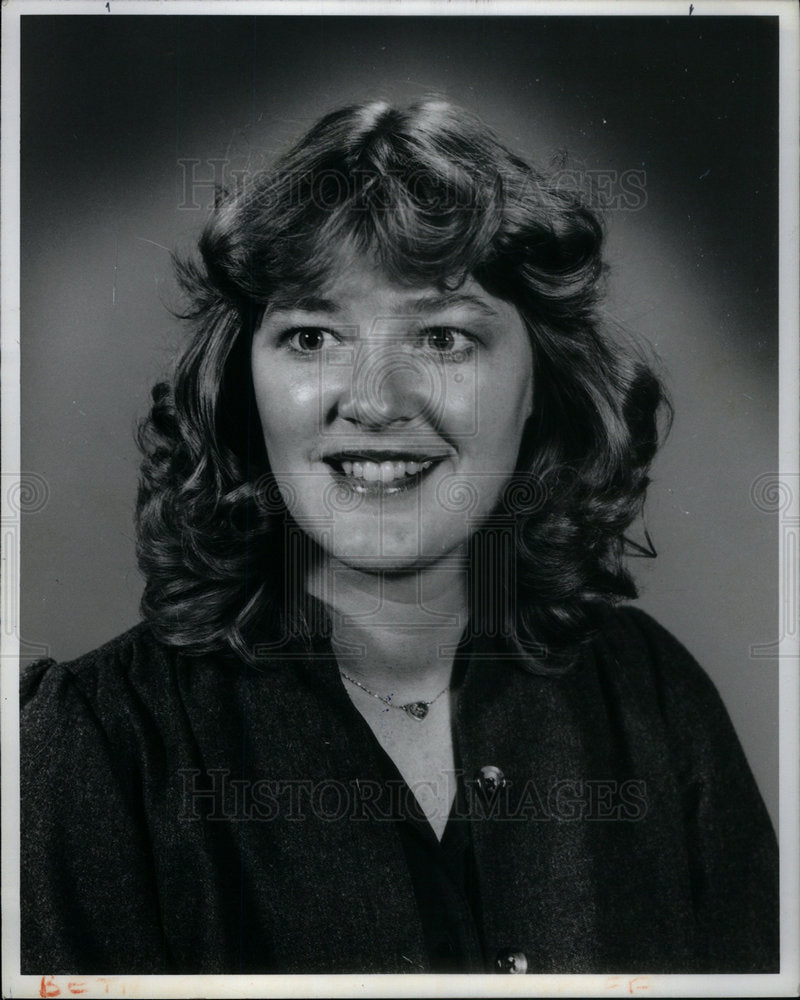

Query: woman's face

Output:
[251, 252, 533, 573]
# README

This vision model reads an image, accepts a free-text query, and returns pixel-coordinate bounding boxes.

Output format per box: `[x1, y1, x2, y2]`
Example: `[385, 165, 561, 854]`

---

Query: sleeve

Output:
[624, 608, 779, 972]
[21, 657, 169, 974]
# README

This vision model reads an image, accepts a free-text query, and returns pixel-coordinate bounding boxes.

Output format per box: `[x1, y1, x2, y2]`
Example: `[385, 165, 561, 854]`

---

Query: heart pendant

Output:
[403, 702, 429, 720]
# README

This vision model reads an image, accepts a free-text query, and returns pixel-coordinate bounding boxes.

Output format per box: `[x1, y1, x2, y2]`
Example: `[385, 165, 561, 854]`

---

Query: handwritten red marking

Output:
[67, 983, 88, 995]
[39, 976, 61, 998]
[603, 977, 652, 994]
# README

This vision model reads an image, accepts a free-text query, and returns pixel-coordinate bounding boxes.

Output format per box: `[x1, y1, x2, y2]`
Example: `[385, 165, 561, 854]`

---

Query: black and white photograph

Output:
[2, 1, 798, 996]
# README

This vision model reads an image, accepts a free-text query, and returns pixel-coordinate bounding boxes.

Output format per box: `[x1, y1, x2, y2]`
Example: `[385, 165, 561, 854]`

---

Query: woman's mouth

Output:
[323, 453, 443, 495]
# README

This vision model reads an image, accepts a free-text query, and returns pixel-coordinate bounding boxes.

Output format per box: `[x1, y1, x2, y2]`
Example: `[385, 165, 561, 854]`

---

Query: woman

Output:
[21, 100, 778, 975]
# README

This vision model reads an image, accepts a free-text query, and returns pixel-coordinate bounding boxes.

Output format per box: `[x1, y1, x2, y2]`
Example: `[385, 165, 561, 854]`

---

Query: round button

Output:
[495, 949, 527, 974]
[476, 765, 506, 795]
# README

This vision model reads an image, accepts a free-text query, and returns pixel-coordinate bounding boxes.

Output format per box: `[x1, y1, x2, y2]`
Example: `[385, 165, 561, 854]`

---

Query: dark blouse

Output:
[375, 749, 486, 971]
[20, 606, 779, 975]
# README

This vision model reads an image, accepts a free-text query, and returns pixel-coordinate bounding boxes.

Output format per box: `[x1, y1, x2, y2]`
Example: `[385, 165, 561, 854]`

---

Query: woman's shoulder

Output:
[20, 622, 177, 723]
[585, 604, 749, 769]
[589, 604, 717, 696]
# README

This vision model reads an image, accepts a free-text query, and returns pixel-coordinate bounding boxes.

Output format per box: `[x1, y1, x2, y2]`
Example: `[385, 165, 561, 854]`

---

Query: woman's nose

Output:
[335, 341, 444, 428]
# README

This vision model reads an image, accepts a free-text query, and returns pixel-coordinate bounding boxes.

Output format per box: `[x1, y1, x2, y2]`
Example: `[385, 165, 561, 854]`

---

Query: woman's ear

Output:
[520, 321, 536, 423]
[523, 377, 534, 422]
[518, 350, 534, 423]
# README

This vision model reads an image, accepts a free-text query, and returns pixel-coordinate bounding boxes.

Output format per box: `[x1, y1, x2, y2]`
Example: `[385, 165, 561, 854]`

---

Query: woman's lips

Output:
[341, 458, 433, 484]
[323, 454, 443, 495]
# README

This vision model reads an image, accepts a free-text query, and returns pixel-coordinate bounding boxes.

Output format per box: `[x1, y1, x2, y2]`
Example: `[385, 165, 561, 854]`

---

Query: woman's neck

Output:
[307, 557, 469, 696]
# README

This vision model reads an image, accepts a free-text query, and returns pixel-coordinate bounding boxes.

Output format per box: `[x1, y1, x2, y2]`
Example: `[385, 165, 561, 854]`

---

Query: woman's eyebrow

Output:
[266, 292, 500, 318]
[405, 293, 500, 317]
[266, 295, 341, 316]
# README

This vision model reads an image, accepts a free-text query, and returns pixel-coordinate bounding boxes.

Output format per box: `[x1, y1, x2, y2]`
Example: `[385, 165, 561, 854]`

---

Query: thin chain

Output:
[339, 670, 449, 717]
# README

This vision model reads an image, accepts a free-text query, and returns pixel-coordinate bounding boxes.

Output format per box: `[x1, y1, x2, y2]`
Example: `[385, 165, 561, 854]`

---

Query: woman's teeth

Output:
[340, 459, 433, 483]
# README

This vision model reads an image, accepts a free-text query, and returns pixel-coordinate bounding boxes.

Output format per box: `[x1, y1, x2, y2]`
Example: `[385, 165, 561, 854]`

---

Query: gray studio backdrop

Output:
[21, 15, 779, 825]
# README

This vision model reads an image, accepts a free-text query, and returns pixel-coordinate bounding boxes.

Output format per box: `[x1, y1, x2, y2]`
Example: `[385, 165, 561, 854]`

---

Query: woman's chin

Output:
[321, 536, 465, 575]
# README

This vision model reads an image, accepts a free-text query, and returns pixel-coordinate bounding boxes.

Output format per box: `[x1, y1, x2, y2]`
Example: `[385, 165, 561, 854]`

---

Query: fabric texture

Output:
[20, 606, 779, 974]
[374, 745, 486, 972]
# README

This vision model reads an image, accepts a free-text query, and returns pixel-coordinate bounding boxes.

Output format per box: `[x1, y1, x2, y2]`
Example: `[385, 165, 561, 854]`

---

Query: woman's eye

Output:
[422, 326, 474, 357]
[284, 328, 333, 353]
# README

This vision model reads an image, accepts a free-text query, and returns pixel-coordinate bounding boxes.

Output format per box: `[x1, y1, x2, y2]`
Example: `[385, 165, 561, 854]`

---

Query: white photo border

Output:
[2, 1, 798, 997]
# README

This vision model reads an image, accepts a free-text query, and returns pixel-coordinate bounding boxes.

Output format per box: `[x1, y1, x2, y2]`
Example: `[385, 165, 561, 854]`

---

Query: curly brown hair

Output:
[136, 99, 669, 670]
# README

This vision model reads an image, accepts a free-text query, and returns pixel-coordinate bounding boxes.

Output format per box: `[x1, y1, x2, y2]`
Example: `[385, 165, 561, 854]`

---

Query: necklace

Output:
[339, 670, 449, 721]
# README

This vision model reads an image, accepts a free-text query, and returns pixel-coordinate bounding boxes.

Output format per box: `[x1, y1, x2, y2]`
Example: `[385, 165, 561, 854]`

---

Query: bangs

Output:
[318, 156, 503, 286]
[240, 101, 511, 305]
[199, 100, 602, 326]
